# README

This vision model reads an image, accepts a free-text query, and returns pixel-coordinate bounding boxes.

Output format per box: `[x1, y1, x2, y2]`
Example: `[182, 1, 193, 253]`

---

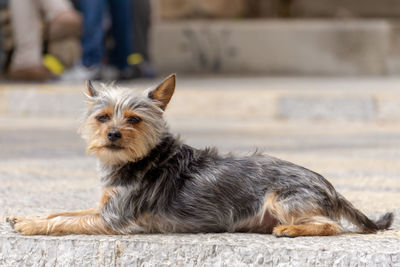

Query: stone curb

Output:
[1, 226, 400, 266]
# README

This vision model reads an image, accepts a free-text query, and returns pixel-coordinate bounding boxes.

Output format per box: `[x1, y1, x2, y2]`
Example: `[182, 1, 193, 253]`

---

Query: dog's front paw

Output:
[6, 216, 44, 235]
[14, 220, 40, 235]
[6, 216, 23, 229]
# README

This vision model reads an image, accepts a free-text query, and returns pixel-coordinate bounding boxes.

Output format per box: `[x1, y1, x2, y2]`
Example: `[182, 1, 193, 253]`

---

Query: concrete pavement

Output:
[0, 77, 400, 266]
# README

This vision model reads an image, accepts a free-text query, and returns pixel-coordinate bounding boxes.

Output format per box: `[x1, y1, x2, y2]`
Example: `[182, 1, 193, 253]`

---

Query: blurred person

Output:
[8, 0, 81, 81]
[62, 0, 155, 81]
[62, 0, 135, 81]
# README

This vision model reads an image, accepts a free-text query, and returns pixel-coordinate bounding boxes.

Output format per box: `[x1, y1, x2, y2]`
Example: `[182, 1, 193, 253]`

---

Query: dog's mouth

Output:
[105, 144, 124, 150]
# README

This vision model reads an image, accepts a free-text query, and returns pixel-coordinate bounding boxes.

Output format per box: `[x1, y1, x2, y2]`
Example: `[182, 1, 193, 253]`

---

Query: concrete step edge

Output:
[1, 228, 400, 266]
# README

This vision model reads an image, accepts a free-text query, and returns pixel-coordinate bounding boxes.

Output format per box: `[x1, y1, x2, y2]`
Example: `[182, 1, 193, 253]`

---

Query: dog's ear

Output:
[85, 80, 98, 97]
[147, 74, 176, 110]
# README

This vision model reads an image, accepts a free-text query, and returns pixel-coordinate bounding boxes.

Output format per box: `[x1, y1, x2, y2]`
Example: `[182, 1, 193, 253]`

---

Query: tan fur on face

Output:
[79, 81, 170, 166]
[84, 115, 130, 165]
[123, 109, 141, 120]
[81, 104, 160, 165]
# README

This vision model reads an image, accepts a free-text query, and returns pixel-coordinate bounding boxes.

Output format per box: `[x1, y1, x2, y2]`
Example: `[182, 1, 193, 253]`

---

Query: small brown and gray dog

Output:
[7, 74, 393, 237]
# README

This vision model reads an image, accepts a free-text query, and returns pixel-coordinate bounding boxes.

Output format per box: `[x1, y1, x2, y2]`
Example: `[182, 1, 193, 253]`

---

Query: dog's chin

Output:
[87, 139, 154, 165]
[94, 146, 132, 166]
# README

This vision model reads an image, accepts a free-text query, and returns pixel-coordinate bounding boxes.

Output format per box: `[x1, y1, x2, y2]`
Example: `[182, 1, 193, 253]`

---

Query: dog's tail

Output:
[337, 194, 393, 233]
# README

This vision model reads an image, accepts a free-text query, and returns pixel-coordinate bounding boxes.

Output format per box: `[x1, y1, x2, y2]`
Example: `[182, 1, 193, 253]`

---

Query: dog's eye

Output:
[127, 116, 142, 124]
[96, 114, 110, 123]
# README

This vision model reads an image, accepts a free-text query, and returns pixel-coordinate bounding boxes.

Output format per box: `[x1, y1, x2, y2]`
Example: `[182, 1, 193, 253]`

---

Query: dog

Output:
[7, 74, 393, 237]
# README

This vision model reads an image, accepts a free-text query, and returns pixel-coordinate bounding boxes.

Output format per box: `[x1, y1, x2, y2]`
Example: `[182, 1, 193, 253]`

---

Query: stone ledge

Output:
[1, 223, 399, 266]
[151, 19, 400, 75]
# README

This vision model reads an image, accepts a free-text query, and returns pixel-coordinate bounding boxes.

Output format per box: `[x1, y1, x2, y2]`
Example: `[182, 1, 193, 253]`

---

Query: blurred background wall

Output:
[1, 0, 400, 77]
[151, 0, 400, 75]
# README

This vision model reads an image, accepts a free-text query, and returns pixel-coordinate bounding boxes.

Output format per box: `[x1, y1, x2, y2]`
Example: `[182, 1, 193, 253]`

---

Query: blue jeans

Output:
[78, 0, 134, 70]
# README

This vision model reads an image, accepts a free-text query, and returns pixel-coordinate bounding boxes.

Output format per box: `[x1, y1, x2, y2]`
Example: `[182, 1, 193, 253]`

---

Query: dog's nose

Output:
[107, 129, 122, 142]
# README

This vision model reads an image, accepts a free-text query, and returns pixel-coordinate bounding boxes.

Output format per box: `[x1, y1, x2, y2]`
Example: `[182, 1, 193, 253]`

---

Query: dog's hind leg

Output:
[264, 192, 341, 237]
[272, 218, 340, 237]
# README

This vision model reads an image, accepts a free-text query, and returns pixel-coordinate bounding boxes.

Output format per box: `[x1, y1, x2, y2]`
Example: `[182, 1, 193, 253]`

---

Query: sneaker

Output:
[59, 64, 101, 82]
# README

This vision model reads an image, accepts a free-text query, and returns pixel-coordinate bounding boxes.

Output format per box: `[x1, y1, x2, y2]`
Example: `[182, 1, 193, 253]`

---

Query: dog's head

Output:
[79, 74, 175, 165]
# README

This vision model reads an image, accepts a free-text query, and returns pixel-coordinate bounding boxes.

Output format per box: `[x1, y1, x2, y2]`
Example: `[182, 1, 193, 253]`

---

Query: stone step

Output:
[150, 19, 400, 75]
[2, 77, 400, 122]
[1, 227, 400, 266]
